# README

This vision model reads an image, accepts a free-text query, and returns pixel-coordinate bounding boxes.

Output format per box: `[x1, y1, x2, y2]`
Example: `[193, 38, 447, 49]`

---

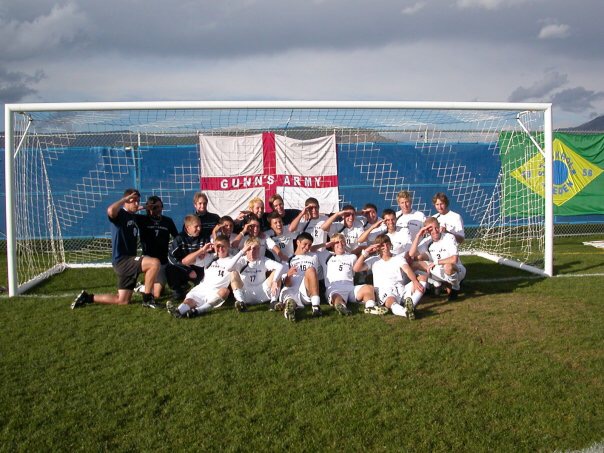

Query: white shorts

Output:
[242, 281, 272, 304]
[185, 285, 226, 309]
[326, 282, 363, 305]
[279, 279, 311, 308]
[375, 283, 405, 305]
[429, 263, 467, 290]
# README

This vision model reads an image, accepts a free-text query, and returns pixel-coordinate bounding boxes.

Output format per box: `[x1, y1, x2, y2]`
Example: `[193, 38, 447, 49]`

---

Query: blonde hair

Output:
[248, 197, 264, 210]
[184, 214, 201, 226]
[397, 190, 412, 201]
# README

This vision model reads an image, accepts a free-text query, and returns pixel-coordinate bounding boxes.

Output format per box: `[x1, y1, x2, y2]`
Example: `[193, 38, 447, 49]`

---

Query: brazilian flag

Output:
[501, 132, 604, 216]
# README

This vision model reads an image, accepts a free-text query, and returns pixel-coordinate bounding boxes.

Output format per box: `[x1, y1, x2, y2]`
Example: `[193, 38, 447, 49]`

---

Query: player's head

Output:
[362, 203, 378, 222]
[374, 233, 392, 257]
[304, 197, 320, 219]
[341, 204, 356, 226]
[397, 190, 413, 214]
[295, 232, 314, 254]
[331, 232, 346, 255]
[184, 215, 201, 237]
[122, 188, 141, 212]
[244, 236, 261, 260]
[218, 215, 234, 237]
[146, 195, 163, 218]
[248, 197, 265, 217]
[432, 192, 450, 214]
[382, 208, 397, 232]
[267, 211, 283, 233]
[424, 216, 441, 240]
[244, 215, 261, 237]
[213, 235, 230, 257]
[268, 194, 286, 214]
[193, 192, 209, 214]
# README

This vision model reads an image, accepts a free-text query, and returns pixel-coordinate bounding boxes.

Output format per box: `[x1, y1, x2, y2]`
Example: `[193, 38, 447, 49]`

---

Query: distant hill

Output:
[565, 115, 604, 132]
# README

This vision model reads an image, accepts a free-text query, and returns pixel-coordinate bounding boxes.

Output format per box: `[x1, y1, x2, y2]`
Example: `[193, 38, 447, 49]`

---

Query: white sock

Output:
[178, 303, 190, 315]
[197, 303, 213, 313]
[411, 281, 427, 306]
[390, 303, 406, 317]
[233, 288, 244, 303]
[310, 295, 321, 307]
[365, 300, 376, 309]
[207, 294, 225, 307]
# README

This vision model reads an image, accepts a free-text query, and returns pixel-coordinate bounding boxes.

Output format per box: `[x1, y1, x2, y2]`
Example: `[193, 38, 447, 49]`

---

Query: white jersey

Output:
[324, 253, 356, 287]
[388, 230, 412, 256]
[366, 254, 408, 293]
[418, 232, 461, 263]
[287, 253, 320, 288]
[237, 234, 268, 257]
[326, 219, 365, 253]
[266, 230, 296, 261]
[312, 248, 331, 281]
[395, 210, 425, 242]
[433, 210, 465, 240]
[194, 250, 243, 291]
[294, 215, 328, 245]
[234, 256, 284, 286]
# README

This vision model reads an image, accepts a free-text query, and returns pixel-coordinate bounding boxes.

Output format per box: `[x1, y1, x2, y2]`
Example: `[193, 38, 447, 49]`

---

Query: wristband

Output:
[361, 249, 369, 258]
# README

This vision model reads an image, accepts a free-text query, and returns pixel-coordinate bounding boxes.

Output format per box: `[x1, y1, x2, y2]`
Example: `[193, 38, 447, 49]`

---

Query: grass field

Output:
[1, 236, 603, 452]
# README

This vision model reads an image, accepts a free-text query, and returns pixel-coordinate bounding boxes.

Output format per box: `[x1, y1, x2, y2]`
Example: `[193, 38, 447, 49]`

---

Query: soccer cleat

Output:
[364, 305, 388, 315]
[311, 306, 323, 318]
[133, 282, 145, 293]
[166, 301, 182, 318]
[234, 300, 248, 312]
[448, 289, 459, 301]
[71, 290, 92, 309]
[334, 303, 351, 316]
[142, 295, 160, 309]
[269, 300, 284, 311]
[404, 297, 415, 321]
[284, 298, 296, 322]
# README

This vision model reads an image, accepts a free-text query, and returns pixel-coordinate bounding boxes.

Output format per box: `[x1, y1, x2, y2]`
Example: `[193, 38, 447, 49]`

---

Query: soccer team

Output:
[72, 190, 466, 322]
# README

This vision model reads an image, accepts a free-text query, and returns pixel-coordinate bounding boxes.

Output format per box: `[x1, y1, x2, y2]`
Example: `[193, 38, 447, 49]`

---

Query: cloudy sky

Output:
[1, 0, 603, 129]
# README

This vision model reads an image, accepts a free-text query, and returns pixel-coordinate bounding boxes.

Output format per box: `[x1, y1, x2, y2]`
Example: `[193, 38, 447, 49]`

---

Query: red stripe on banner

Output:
[262, 132, 277, 207]
[200, 174, 339, 191]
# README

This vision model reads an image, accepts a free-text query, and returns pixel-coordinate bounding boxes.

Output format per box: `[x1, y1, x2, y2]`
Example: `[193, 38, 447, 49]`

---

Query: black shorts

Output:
[114, 256, 143, 290]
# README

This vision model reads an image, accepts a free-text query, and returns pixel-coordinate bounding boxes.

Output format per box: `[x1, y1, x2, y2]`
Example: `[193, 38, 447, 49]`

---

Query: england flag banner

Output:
[200, 132, 339, 217]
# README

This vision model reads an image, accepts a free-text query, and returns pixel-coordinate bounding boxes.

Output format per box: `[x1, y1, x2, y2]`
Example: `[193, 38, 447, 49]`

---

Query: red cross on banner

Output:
[200, 132, 340, 217]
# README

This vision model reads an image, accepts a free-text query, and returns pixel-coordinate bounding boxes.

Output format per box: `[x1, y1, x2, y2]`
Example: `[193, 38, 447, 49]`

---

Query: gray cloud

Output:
[551, 87, 604, 113]
[0, 66, 45, 104]
[508, 71, 568, 102]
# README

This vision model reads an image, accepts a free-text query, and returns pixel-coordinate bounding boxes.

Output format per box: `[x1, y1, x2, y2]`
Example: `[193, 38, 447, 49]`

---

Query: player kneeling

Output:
[230, 237, 285, 312]
[167, 236, 245, 318]
[354, 234, 427, 320]
[324, 233, 376, 315]
[409, 216, 466, 301]
[279, 232, 323, 322]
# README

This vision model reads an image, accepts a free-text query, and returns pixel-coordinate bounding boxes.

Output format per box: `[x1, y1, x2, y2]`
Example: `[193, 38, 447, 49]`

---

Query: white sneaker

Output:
[133, 282, 145, 293]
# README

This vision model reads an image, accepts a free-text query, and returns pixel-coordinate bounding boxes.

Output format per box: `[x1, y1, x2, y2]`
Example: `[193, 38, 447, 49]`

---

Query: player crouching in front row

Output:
[408, 216, 466, 301]
[354, 234, 427, 320]
[230, 237, 285, 312]
[167, 236, 247, 318]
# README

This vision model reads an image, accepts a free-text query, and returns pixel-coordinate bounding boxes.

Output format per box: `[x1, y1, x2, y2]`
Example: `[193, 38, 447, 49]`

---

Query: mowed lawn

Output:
[1, 236, 603, 452]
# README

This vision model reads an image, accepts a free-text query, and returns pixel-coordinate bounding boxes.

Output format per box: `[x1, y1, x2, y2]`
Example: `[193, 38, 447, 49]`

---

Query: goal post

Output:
[4, 101, 553, 297]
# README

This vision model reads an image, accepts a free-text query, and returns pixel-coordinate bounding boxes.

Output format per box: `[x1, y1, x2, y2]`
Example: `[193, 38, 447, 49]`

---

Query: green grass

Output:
[1, 237, 603, 452]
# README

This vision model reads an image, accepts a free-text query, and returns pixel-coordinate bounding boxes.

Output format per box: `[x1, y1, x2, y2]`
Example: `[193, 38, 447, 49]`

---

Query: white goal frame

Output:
[4, 100, 553, 297]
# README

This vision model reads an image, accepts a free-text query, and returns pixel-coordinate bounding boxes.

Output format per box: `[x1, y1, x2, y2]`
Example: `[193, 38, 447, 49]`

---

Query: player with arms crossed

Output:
[395, 190, 426, 244]
[230, 237, 286, 312]
[354, 234, 427, 320]
[432, 192, 465, 244]
[324, 233, 376, 315]
[409, 216, 466, 301]
[280, 232, 323, 322]
[167, 236, 246, 318]
[72, 189, 160, 309]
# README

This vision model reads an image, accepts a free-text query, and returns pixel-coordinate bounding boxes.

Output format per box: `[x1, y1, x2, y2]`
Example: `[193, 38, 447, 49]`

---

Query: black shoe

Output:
[142, 295, 160, 309]
[71, 290, 92, 309]
[185, 308, 199, 319]
[448, 289, 459, 301]
[312, 307, 323, 318]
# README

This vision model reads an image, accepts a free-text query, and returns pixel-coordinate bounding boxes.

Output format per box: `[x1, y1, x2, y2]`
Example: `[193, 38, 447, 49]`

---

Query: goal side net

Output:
[4, 101, 553, 296]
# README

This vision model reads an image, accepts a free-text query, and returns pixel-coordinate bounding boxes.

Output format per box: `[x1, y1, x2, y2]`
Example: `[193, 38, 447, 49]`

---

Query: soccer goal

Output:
[4, 101, 553, 296]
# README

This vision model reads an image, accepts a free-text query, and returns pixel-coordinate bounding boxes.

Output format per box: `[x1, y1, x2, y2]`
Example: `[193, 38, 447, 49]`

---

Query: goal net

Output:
[4, 101, 553, 296]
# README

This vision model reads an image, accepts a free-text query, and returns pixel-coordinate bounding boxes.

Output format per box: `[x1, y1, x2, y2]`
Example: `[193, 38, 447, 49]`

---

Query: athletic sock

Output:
[197, 302, 213, 313]
[310, 295, 321, 307]
[390, 302, 406, 317]
[233, 289, 244, 303]
[178, 303, 190, 316]
[365, 299, 376, 309]
[411, 281, 427, 306]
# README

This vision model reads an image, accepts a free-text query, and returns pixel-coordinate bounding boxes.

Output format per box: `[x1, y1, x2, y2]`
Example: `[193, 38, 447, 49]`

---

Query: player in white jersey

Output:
[211, 215, 238, 255]
[409, 216, 466, 301]
[358, 209, 411, 256]
[323, 234, 376, 315]
[230, 237, 285, 312]
[167, 236, 245, 318]
[395, 190, 426, 244]
[432, 192, 465, 244]
[320, 205, 365, 255]
[288, 197, 328, 247]
[232, 216, 269, 257]
[354, 234, 427, 320]
[266, 211, 297, 262]
[279, 232, 323, 321]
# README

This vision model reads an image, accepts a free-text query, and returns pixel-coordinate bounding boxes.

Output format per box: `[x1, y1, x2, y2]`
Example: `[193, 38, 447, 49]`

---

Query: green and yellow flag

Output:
[501, 132, 604, 216]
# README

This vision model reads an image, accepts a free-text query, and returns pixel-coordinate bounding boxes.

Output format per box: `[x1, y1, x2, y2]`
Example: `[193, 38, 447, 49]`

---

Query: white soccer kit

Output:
[234, 256, 285, 303]
[266, 231, 296, 261]
[325, 252, 362, 303]
[186, 250, 244, 307]
[433, 210, 465, 241]
[280, 253, 320, 307]
[395, 210, 426, 242]
[418, 232, 466, 290]
[326, 219, 366, 252]
[238, 234, 268, 257]
[294, 215, 328, 245]
[388, 229, 412, 256]
[366, 254, 409, 304]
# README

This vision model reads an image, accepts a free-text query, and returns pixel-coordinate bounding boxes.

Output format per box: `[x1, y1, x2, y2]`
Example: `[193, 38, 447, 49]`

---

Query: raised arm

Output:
[357, 218, 384, 244]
